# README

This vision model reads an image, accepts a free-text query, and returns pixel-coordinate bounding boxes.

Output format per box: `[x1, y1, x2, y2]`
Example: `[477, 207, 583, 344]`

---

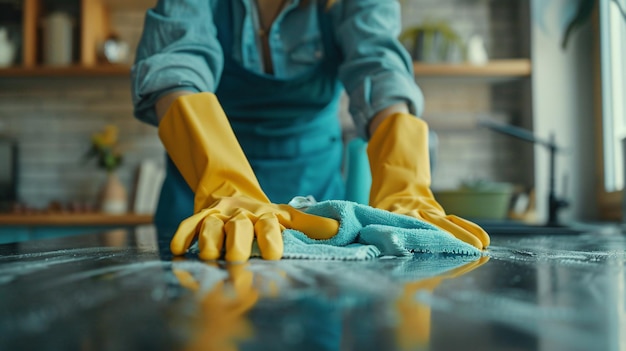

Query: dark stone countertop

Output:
[1, 226, 625, 351]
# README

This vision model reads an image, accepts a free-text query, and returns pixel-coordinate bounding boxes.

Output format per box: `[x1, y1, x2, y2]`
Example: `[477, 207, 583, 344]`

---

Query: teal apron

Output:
[155, 1, 345, 229]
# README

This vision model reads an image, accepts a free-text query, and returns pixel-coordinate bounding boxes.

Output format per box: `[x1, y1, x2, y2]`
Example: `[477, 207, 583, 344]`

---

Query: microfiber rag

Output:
[253, 199, 482, 260]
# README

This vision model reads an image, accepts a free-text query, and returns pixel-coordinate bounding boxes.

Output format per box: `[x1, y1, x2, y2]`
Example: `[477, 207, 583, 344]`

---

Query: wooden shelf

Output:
[0, 213, 153, 227]
[0, 65, 131, 78]
[413, 59, 532, 78]
[104, 0, 155, 11]
[1, 61, 531, 79]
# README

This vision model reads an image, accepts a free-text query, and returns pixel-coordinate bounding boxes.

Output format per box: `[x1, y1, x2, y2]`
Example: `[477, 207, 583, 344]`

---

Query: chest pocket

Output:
[289, 35, 325, 65]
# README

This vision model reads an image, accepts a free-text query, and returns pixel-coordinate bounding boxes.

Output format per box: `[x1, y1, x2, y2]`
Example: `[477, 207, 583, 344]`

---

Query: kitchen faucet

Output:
[478, 119, 569, 227]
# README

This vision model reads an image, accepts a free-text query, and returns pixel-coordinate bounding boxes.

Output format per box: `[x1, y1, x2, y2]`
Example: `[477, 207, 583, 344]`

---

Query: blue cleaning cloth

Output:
[266, 199, 482, 260]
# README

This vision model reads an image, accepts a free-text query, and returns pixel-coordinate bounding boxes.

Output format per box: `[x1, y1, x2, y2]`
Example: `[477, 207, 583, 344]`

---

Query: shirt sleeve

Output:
[330, 0, 424, 138]
[131, 0, 224, 126]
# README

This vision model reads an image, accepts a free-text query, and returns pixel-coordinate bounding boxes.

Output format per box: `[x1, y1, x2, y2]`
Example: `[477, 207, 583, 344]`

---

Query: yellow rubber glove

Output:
[158, 93, 339, 261]
[367, 113, 490, 250]
[174, 263, 258, 351]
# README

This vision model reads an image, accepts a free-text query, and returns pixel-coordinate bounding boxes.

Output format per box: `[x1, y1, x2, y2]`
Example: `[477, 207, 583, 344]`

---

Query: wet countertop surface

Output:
[1, 226, 626, 351]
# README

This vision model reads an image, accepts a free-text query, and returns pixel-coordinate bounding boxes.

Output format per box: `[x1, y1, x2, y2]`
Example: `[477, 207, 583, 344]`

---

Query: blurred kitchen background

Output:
[0, 0, 623, 237]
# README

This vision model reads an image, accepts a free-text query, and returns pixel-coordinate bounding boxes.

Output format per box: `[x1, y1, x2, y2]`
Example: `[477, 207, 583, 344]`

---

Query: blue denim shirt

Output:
[131, 0, 424, 137]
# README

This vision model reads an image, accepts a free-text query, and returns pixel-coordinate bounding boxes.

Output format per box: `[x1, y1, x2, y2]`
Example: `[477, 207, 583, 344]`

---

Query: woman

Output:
[132, 0, 489, 261]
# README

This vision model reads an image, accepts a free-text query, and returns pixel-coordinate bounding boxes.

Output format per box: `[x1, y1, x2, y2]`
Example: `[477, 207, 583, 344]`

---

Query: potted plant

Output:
[84, 125, 127, 214]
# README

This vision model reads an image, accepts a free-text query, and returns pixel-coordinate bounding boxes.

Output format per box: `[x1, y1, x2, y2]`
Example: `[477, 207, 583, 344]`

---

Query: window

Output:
[600, 0, 626, 192]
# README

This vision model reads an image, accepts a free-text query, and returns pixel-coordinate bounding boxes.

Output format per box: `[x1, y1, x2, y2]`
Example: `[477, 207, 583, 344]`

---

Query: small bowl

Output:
[434, 183, 513, 220]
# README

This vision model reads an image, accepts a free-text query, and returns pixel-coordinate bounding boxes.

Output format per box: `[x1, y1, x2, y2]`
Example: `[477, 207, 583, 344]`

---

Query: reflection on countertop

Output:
[1, 227, 625, 351]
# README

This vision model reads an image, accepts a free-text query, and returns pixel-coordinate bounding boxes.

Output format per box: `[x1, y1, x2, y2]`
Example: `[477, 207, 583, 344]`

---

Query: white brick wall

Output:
[0, 78, 164, 209]
[400, 0, 533, 190]
[417, 80, 533, 190]
[0, 0, 532, 209]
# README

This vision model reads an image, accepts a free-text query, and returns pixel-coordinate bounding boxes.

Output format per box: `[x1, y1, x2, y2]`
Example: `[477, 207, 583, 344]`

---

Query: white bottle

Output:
[0, 27, 16, 68]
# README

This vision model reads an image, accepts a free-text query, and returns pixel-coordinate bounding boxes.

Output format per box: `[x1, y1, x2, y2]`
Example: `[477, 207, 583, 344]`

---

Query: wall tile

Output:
[0, 0, 532, 209]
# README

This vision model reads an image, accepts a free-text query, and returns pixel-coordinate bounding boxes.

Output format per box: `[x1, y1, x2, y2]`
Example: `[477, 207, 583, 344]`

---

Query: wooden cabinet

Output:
[5, 0, 531, 79]
[0, 213, 153, 245]
[1, 0, 155, 77]
[0, 213, 153, 226]
[21, 0, 109, 67]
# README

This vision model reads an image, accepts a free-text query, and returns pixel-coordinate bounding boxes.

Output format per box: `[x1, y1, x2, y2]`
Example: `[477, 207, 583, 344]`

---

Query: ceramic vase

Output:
[0, 27, 16, 68]
[100, 172, 128, 214]
[467, 34, 489, 65]
[41, 12, 74, 66]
